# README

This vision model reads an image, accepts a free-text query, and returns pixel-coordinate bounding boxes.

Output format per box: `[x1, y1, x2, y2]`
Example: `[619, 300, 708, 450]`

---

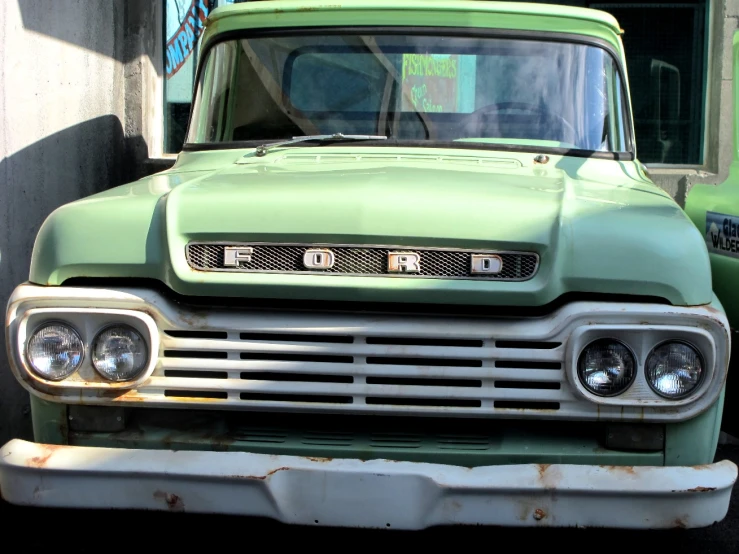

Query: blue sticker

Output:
[706, 211, 739, 258]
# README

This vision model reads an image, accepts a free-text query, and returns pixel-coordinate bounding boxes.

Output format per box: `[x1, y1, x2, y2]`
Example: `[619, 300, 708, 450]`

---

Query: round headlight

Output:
[578, 339, 636, 396]
[92, 325, 148, 381]
[27, 323, 84, 381]
[646, 341, 704, 399]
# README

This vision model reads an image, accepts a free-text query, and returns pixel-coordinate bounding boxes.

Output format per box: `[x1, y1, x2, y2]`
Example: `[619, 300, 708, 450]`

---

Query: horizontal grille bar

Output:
[186, 242, 539, 281]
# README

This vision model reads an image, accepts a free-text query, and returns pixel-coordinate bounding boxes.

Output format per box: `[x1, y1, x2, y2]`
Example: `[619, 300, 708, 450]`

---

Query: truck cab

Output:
[1, 0, 736, 529]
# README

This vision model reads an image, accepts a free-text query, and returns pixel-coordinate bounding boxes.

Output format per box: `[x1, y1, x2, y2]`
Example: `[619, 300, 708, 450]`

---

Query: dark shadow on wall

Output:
[0, 115, 147, 445]
[17, 0, 162, 72]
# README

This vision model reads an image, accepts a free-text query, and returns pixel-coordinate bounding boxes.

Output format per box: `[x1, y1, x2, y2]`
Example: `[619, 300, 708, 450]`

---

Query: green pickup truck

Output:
[2, 0, 738, 530]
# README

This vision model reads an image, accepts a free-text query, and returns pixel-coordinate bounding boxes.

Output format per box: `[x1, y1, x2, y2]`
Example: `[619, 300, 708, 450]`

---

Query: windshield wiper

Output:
[254, 133, 387, 157]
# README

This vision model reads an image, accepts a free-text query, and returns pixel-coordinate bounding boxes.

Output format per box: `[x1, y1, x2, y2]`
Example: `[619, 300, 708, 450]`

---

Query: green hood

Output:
[29, 147, 712, 307]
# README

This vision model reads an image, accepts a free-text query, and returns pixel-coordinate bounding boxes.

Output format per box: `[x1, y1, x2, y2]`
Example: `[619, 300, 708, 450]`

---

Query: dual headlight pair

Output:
[579, 339, 703, 399]
[26, 322, 148, 382]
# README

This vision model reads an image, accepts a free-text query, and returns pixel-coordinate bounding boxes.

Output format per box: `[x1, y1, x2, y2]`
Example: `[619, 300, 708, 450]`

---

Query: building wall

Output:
[0, 0, 161, 445]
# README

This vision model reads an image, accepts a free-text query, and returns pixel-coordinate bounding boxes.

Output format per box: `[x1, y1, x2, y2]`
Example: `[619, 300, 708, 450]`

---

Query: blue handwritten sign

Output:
[165, 0, 209, 79]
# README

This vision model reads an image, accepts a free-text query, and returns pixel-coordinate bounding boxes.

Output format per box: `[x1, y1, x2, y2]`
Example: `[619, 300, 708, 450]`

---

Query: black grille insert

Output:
[241, 372, 353, 384]
[165, 330, 228, 339]
[495, 401, 560, 410]
[366, 337, 483, 347]
[164, 350, 228, 360]
[367, 376, 482, 388]
[165, 370, 228, 379]
[367, 356, 482, 368]
[240, 392, 353, 404]
[366, 397, 481, 408]
[496, 341, 561, 349]
[241, 332, 354, 344]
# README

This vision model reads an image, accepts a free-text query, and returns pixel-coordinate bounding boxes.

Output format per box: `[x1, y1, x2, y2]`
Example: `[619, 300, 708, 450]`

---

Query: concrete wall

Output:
[0, 0, 161, 445]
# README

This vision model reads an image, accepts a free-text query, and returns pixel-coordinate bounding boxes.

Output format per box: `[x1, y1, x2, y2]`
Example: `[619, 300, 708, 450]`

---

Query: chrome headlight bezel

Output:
[15, 307, 158, 389]
[567, 324, 719, 407]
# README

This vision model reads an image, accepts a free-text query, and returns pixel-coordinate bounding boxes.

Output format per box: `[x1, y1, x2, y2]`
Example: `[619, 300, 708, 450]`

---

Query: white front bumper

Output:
[1, 439, 736, 529]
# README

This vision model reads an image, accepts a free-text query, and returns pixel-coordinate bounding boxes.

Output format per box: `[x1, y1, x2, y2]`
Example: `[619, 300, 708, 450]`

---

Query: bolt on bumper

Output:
[0, 439, 735, 529]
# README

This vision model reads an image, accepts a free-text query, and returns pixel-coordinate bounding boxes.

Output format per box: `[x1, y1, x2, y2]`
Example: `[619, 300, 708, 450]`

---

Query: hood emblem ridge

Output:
[187, 242, 538, 282]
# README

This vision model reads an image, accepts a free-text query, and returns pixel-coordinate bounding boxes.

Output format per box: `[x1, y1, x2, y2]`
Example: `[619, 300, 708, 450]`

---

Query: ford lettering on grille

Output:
[186, 243, 539, 281]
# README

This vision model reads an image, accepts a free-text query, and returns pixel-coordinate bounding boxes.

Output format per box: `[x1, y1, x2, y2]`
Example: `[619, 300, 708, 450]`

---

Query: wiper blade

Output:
[254, 133, 387, 157]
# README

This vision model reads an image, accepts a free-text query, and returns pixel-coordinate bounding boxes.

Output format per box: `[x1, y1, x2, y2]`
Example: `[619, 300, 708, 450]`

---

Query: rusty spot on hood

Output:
[153, 490, 185, 511]
[27, 444, 63, 468]
[533, 508, 546, 521]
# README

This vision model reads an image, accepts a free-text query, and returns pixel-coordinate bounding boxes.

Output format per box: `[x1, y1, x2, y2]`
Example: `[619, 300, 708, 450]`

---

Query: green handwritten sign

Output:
[401, 54, 459, 113]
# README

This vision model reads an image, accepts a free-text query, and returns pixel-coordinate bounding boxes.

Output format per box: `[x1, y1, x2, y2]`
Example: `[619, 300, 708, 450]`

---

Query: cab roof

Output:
[205, 1, 623, 42]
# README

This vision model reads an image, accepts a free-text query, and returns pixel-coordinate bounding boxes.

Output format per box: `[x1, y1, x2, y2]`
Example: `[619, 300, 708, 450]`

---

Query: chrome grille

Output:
[141, 312, 576, 419]
[10, 284, 728, 423]
[186, 243, 539, 280]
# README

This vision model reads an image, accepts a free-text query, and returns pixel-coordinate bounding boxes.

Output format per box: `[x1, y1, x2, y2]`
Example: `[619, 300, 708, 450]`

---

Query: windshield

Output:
[187, 32, 630, 154]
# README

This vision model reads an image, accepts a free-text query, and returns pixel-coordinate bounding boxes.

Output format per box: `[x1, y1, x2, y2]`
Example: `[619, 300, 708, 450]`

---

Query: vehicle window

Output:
[187, 32, 629, 153]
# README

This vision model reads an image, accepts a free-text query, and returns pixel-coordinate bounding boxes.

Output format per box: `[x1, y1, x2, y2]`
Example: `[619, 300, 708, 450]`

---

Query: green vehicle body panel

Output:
[663, 389, 725, 466]
[30, 148, 712, 307]
[22, 1, 729, 466]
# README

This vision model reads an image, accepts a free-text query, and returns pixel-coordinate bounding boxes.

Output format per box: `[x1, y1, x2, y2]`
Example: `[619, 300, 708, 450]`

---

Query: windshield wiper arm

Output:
[254, 133, 387, 157]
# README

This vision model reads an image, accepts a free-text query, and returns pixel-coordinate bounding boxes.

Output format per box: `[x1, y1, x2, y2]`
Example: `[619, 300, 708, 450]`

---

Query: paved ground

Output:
[2, 445, 739, 551]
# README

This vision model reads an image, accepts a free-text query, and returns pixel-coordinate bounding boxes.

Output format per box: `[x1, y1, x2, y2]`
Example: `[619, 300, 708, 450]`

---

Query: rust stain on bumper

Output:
[153, 490, 185, 511]
[26, 444, 63, 468]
